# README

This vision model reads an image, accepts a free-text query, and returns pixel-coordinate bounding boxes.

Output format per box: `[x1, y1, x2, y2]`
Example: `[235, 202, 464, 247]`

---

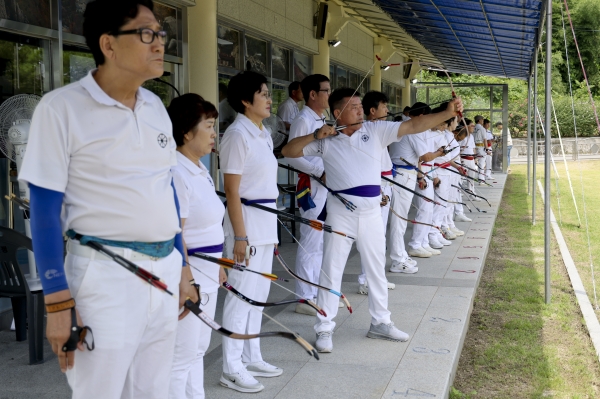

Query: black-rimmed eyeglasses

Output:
[111, 28, 168, 45]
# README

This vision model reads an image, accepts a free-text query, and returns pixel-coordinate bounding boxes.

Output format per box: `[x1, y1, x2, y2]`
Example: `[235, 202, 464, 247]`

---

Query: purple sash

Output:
[187, 243, 224, 255]
[332, 185, 380, 197]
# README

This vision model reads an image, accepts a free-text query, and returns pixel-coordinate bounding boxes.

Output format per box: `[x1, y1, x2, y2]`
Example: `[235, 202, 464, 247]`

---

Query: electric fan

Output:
[0, 94, 42, 279]
[263, 113, 288, 154]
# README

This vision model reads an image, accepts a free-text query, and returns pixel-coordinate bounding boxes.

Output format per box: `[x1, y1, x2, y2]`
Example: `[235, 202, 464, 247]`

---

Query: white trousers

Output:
[446, 173, 460, 227]
[431, 173, 450, 237]
[409, 178, 434, 249]
[358, 183, 391, 284]
[476, 148, 487, 181]
[222, 243, 273, 374]
[169, 254, 221, 399]
[315, 209, 391, 332]
[463, 159, 476, 197]
[389, 172, 417, 266]
[295, 183, 327, 300]
[64, 246, 182, 399]
[486, 153, 493, 178]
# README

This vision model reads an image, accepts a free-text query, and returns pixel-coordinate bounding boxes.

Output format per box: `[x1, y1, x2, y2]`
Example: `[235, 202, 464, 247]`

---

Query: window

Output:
[217, 25, 240, 70]
[293, 51, 311, 82]
[2, 0, 51, 29]
[336, 66, 347, 88]
[62, 0, 86, 35]
[244, 35, 268, 75]
[63, 45, 95, 85]
[330, 64, 369, 94]
[0, 31, 51, 102]
[154, 2, 181, 58]
[271, 44, 290, 82]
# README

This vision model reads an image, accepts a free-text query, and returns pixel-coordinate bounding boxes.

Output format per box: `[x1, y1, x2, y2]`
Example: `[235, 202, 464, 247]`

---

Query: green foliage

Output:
[414, 0, 600, 138]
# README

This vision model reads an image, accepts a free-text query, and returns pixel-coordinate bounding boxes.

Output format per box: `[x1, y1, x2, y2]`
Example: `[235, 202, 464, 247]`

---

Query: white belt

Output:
[67, 239, 163, 262]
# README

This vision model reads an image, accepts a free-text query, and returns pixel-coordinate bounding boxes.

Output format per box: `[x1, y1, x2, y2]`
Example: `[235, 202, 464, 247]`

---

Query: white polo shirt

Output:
[303, 121, 402, 216]
[473, 124, 487, 145]
[432, 130, 456, 176]
[285, 106, 325, 177]
[19, 70, 180, 242]
[172, 152, 224, 291]
[277, 97, 300, 126]
[486, 130, 494, 147]
[389, 129, 431, 167]
[220, 113, 279, 246]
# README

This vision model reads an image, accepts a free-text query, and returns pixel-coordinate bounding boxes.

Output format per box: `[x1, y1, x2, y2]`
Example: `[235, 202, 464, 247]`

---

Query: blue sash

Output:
[66, 229, 175, 258]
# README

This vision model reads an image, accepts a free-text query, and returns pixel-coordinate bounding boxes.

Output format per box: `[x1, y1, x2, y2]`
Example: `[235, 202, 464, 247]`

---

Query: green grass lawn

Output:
[545, 160, 600, 322]
[451, 164, 600, 398]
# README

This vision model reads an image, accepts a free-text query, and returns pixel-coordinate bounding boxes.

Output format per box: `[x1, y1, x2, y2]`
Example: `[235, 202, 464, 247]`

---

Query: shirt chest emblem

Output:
[361, 134, 369, 142]
[157, 133, 168, 148]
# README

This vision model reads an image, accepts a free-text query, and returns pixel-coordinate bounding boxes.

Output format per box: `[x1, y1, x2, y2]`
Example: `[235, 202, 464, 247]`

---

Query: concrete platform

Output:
[0, 173, 507, 399]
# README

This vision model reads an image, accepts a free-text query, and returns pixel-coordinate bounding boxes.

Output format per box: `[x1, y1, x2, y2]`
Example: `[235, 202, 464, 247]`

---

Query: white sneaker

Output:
[367, 322, 409, 342]
[243, 361, 283, 377]
[422, 244, 441, 255]
[387, 281, 396, 290]
[295, 302, 317, 316]
[441, 227, 456, 240]
[438, 236, 452, 246]
[407, 247, 432, 258]
[389, 262, 418, 274]
[454, 213, 472, 222]
[450, 227, 465, 236]
[220, 370, 264, 393]
[428, 238, 444, 249]
[404, 257, 418, 267]
[315, 331, 333, 353]
[358, 283, 368, 295]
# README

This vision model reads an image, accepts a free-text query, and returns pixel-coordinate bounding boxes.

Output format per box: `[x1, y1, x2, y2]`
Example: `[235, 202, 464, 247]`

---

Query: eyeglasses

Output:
[111, 28, 168, 45]
[318, 89, 332, 95]
[259, 90, 272, 99]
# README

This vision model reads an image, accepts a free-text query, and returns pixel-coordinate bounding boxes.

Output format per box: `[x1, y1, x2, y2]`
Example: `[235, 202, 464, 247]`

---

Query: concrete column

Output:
[187, 0, 218, 105]
[314, 38, 330, 77]
[402, 79, 411, 107]
[370, 59, 382, 92]
[187, 0, 219, 181]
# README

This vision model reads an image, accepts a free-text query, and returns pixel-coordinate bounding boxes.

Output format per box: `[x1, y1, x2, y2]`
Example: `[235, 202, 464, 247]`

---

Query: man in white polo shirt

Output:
[473, 115, 487, 183]
[277, 81, 303, 130]
[18, 1, 196, 398]
[284, 74, 330, 316]
[282, 88, 463, 352]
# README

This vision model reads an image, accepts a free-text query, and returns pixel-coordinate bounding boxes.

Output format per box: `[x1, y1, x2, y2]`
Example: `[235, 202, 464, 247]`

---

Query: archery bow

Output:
[452, 184, 487, 213]
[380, 175, 444, 207]
[66, 230, 173, 295]
[456, 186, 492, 207]
[277, 163, 356, 211]
[216, 191, 355, 240]
[190, 252, 288, 282]
[184, 291, 319, 359]
[387, 204, 442, 233]
[274, 246, 353, 313]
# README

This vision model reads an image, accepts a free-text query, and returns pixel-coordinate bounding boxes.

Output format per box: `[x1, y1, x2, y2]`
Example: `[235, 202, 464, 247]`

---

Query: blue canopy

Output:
[369, 0, 544, 79]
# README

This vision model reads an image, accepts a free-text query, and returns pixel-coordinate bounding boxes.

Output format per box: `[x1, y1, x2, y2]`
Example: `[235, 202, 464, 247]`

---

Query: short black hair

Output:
[495, 121, 503, 128]
[167, 93, 219, 147]
[464, 118, 473, 126]
[409, 102, 430, 117]
[227, 71, 268, 114]
[329, 87, 359, 113]
[288, 81, 301, 97]
[483, 118, 490, 124]
[403, 106, 411, 112]
[83, 0, 154, 66]
[362, 91, 388, 115]
[300, 74, 329, 102]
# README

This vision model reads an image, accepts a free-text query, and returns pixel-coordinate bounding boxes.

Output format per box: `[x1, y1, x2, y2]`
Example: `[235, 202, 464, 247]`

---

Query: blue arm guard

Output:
[172, 179, 185, 266]
[29, 184, 67, 295]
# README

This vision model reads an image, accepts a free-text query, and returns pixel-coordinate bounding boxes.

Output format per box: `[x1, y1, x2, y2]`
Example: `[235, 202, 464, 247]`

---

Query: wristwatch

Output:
[313, 128, 320, 140]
